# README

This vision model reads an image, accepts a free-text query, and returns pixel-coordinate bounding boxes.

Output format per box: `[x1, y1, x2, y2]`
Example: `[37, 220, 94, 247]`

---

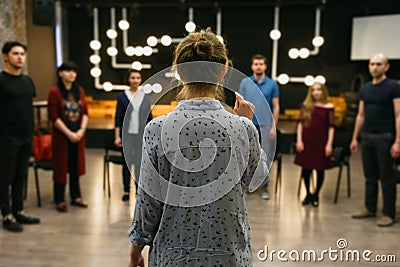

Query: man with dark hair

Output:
[0, 41, 40, 232]
[350, 53, 400, 227]
[239, 54, 280, 200]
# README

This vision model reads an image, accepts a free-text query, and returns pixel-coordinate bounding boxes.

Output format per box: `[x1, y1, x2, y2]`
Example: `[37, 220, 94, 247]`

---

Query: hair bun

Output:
[194, 40, 212, 58]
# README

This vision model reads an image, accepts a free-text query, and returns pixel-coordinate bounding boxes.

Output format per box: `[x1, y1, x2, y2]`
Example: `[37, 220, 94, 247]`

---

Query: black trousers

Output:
[54, 141, 81, 204]
[361, 133, 397, 219]
[0, 139, 32, 216]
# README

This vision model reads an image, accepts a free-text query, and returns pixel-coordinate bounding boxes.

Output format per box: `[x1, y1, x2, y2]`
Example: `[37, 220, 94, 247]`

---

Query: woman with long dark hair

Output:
[48, 61, 89, 212]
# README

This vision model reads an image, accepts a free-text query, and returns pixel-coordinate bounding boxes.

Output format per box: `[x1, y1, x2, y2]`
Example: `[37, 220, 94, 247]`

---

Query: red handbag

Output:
[33, 127, 52, 161]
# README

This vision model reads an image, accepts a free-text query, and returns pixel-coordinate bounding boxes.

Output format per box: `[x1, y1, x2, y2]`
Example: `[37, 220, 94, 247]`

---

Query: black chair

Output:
[103, 129, 124, 198]
[25, 159, 53, 207]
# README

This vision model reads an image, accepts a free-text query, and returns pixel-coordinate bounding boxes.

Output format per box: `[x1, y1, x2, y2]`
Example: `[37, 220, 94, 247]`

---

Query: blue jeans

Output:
[361, 133, 397, 219]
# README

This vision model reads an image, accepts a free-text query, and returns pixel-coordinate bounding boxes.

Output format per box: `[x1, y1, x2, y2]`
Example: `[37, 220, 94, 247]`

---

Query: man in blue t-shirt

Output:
[239, 54, 280, 200]
[350, 53, 400, 227]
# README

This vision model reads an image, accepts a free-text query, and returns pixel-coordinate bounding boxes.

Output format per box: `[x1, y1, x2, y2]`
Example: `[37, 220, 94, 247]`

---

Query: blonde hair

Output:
[173, 28, 230, 101]
[301, 82, 330, 125]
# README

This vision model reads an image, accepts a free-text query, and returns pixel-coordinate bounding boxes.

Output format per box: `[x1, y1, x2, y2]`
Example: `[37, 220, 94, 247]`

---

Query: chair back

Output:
[104, 129, 122, 154]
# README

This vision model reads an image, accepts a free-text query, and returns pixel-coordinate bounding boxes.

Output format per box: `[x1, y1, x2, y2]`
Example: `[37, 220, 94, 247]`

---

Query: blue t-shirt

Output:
[360, 78, 400, 135]
[238, 75, 279, 126]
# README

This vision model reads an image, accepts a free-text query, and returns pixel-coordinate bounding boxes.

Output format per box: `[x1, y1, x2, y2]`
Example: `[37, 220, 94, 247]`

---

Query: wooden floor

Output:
[1, 149, 399, 267]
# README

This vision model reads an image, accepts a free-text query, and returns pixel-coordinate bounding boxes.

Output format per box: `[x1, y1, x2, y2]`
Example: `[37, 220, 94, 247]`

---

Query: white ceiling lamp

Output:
[147, 36, 158, 47]
[89, 40, 101, 50]
[103, 81, 113, 91]
[161, 35, 172, 46]
[90, 67, 102, 77]
[135, 46, 144, 56]
[315, 75, 326, 84]
[299, 48, 310, 59]
[152, 83, 162, 93]
[278, 73, 289, 85]
[106, 47, 118, 56]
[118, 19, 130, 30]
[125, 46, 135, 56]
[312, 36, 324, 47]
[89, 54, 101, 64]
[142, 84, 152, 94]
[269, 29, 281, 40]
[131, 61, 143, 70]
[185, 21, 196, 33]
[106, 29, 118, 39]
[288, 48, 299, 59]
[304, 75, 315, 86]
[216, 35, 224, 44]
[143, 46, 153, 56]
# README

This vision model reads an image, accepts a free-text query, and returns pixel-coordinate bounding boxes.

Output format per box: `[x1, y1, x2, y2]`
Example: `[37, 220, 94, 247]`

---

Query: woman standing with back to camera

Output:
[294, 82, 335, 207]
[127, 28, 269, 266]
[48, 61, 89, 212]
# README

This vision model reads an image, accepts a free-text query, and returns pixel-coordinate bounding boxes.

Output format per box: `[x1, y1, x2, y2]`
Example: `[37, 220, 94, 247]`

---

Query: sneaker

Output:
[261, 190, 270, 200]
[311, 195, 319, 207]
[3, 214, 23, 232]
[377, 216, 394, 227]
[352, 209, 376, 219]
[14, 211, 40, 224]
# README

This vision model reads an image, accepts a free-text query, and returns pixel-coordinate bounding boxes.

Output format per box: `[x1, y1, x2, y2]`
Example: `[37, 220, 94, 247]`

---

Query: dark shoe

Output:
[122, 192, 130, 201]
[3, 214, 23, 232]
[301, 194, 313, 205]
[352, 209, 376, 219]
[311, 195, 319, 207]
[14, 211, 40, 224]
[56, 202, 68, 212]
[71, 198, 88, 208]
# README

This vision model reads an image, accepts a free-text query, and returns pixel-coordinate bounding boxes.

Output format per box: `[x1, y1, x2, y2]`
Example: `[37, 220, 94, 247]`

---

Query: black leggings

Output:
[301, 168, 325, 196]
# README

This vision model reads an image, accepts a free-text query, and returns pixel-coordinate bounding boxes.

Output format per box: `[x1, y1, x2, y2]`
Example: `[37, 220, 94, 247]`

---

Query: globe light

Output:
[106, 47, 118, 56]
[278, 73, 290, 85]
[125, 46, 135, 56]
[131, 61, 143, 70]
[106, 29, 118, 39]
[161, 35, 172, 46]
[299, 47, 310, 59]
[288, 48, 299, 59]
[89, 54, 101, 64]
[147, 36, 158, 47]
[312, 36, 324, 47]
[269, 29, 281, 40]
[118, 20, 130, 30]
[152, 83, 162, 93]
[89, 40, 101, 50]
[216, 35, 224, 44]
[135, 46, 144, 56]
[90, 67, 101, 77]
[142, 84, 152, 94]
[103, 81, 113, 92]
[185, 21, 196, 32]
[315, 75, 326, 84]
[143, 46, 153, 56]
[304, 75, 315, 86]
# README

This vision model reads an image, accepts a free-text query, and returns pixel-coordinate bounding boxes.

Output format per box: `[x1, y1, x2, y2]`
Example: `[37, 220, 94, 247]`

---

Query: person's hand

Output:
[76, 128, 86, 140]
[390, 142, 400, 158]
[115, 136, 122, 147]
[325, 144, 333, 157]
[128, 246, 145, 267]
[269, 126, 276, 140]
[66, 131, 80, 143]
[296, 141, 304, 153]
[349, 139, 358, 153]
[234, 92, 255, 120]
[128, 255, 144, 267]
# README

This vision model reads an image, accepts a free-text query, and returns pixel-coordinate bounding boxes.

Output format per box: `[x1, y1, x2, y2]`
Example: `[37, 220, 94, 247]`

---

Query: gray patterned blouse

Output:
[128, 99, 269, 266]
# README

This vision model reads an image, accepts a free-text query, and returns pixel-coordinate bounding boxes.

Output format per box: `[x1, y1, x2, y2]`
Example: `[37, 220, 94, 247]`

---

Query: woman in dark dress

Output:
[294, 82, 335, 207]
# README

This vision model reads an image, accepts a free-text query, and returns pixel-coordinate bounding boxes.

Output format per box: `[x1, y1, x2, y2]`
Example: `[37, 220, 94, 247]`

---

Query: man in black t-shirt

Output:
[350, 53, 400, 227]
[0, 41, 40, 232]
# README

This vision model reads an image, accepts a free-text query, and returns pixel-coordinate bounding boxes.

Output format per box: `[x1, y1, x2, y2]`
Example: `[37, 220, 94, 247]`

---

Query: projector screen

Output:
[351, 14, 400, 60]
